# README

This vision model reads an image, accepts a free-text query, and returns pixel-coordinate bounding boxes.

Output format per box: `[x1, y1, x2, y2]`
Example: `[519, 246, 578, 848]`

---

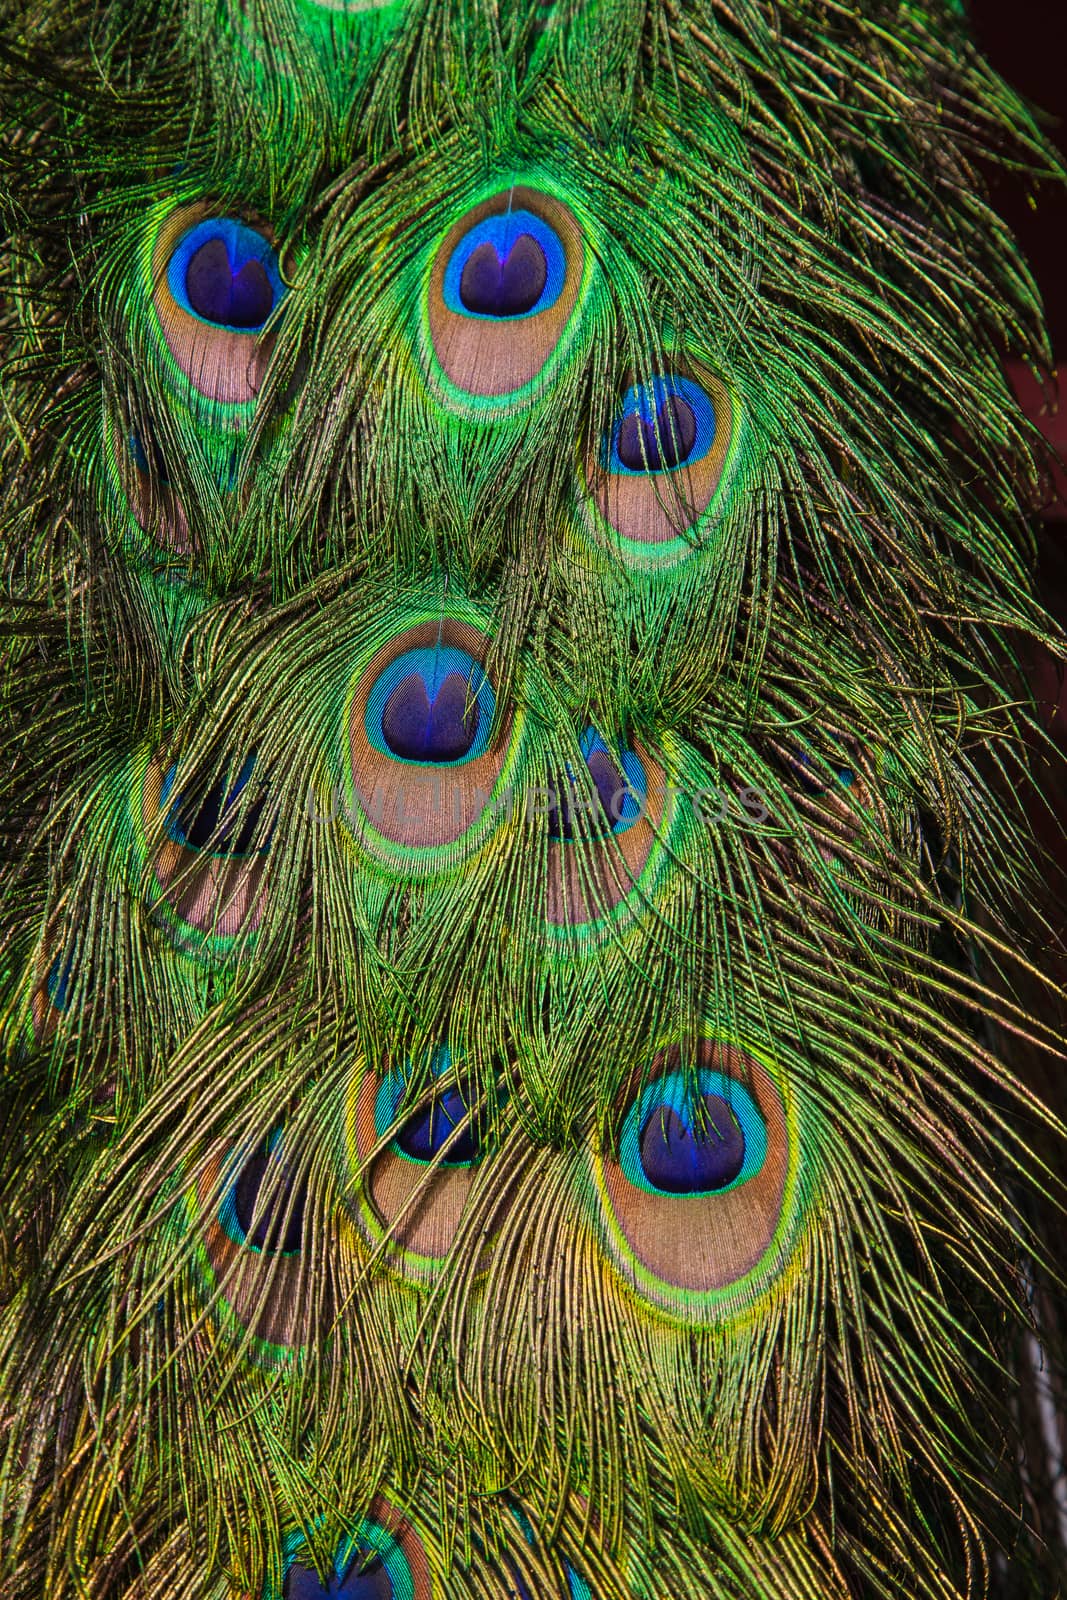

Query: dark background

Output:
[971, 1, 1067, 353]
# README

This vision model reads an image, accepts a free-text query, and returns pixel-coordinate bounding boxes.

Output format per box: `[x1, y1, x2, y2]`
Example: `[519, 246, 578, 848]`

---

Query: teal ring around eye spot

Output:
[272, 1507, 421, 1600]
[166, 217, 286, 332]
[618, 1068, 768, 1196]
[364, 647, 496, 765]
[442, 209, 568, 320]
[602, 375, 717, 474]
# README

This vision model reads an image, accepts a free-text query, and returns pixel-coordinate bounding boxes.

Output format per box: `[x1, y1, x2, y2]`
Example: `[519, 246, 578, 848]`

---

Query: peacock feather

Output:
[1, 0, 1066, 1595]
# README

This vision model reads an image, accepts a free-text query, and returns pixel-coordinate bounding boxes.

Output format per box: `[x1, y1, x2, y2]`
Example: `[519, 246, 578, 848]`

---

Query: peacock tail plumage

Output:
[1, 0, 1066, 1595]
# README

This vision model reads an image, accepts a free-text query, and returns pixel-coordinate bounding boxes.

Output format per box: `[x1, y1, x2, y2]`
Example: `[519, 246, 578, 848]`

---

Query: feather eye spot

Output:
[130, 428, 170, 486]
[616, 397, 695, 471]
[392, 1081, 482, 1166]
[31, 944, 76, 1043]
[791, 749, 855, 795]
[460, 234, 547, 316]
[637, 1092, 747, 1194]
[346, 1047, 488, 1271]
[107, 408, 191, 556]
[595, 1042, 794, 1307]
[141, 755, 271, 946]
[197, 1137, 311, 1353]
[186, 238, 274, 328]
[445, 212, 563, 321]
[584, 367, 735, 554]
[507, 1503, 593, 1600]
[283, 1549, 391, 1598]
[229, 1146, 307, 1255]
[604, 376, 716, 476]
[46, 952, 73, 1012]
[545, 739, 667, 926]
[616, 393, 696, 472]
[426, 187, 587, 405]
[162, 753, 273, 857]
[167, 218, 284, 333]
[368, 648, 494, 767]
[275, 1504, 430, 1600]
[151, 205, 284, 404]
[547, 728, 646, 842]
[622, 1069, 766, 1198]
[378, 1047, 483, 1171]
[347, 620, 518, 859]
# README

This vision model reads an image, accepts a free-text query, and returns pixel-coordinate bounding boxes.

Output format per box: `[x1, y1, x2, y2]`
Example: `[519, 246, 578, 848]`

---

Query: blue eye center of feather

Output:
[230, 1145, 307, 1254]
[161, 753, 273, 856]
[443, 210, 566, 320]
[547, 729, 646, 840]
[639, 1094, 745, 1193]
[367, 647, 495, 765]
[167, 218, 285, 332]
[376, 1047, 482, 1167]
[604, 376, 716, 474]
[283, 1549, 391, 1599]
[394, 1083, 481, 1164]
[461, 234, 546, 315]
[620, 1069, 768, 1196]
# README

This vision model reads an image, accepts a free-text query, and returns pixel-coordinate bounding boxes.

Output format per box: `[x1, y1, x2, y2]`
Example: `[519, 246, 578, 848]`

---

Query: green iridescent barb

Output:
[0, 0, 1065, 1595]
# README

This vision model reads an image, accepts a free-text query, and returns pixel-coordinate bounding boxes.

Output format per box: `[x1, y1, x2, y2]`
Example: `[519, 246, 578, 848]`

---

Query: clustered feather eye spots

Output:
[3, 1, 1064, 1597]
[134, 197, 737, 585]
